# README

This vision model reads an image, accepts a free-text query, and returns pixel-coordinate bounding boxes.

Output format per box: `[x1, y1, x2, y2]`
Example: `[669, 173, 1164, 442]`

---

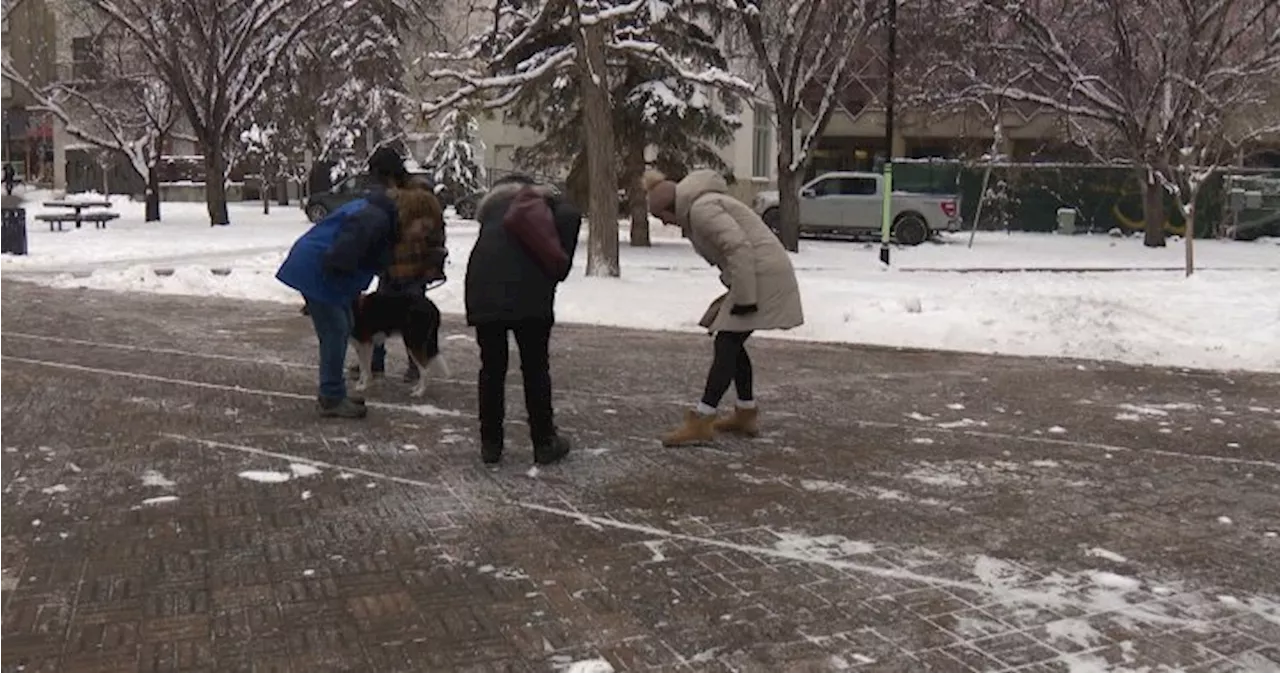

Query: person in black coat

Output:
[465, 174, 581, 466]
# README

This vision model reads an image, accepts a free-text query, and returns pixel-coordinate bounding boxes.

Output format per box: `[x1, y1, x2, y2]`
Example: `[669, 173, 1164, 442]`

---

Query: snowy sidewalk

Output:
[3, 191, 1278, 373]
[2, 282, 1278, 672]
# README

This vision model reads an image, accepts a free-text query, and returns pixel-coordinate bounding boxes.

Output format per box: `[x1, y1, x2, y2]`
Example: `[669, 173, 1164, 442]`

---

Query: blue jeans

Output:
[305, 298, 353, 400]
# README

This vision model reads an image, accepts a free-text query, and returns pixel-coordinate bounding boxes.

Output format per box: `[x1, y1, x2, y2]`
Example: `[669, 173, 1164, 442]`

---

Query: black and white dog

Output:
[349, 292, 449, 397]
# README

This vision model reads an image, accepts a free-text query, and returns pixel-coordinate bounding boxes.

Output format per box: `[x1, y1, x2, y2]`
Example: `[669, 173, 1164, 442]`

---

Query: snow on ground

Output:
[3, 189, 1278, 372]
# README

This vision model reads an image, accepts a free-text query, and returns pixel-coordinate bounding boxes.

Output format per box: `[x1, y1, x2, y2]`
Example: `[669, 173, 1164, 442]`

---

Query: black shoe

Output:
[533, 435, 571, 466]
[402, 367, 420, 383]
[481, 440, 504, 465]
[317, 396, 368, 419]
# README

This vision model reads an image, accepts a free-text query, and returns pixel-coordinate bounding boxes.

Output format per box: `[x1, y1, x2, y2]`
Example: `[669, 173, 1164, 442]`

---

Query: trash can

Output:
[1056, 207, 1078, 235]
[1, 207, 28, 255]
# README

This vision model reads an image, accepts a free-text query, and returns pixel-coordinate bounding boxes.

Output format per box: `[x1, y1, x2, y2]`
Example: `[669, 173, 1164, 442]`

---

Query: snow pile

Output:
[4, 203, 1278, 372]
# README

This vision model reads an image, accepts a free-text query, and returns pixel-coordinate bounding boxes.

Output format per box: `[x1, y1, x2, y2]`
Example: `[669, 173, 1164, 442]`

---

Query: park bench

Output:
[34, 211, 121, 231]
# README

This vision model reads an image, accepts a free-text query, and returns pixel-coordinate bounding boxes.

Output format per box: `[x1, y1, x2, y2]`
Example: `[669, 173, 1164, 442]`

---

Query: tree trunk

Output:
[577, 20, 620, 277]
[1141, 170, 1165, 247]
[144, 164, 161, 222]
[203, 146, 230, 226]
[1184, 209, 1195, 277]
[774, 110, 800, 253]
[261, 169, 271, 215]
[278, 178, 289, 206]
[625, 139, 649, 247]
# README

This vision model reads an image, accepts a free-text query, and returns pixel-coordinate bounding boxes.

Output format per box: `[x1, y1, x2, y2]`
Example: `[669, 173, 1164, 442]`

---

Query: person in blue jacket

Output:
[277, 148, 408, 418]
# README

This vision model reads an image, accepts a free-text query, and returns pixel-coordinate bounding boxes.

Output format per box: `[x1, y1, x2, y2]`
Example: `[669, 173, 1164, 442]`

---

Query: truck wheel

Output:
[762, 207, 782, 237]
[305, 204, 328, 223]
[893, 213, 929, 246]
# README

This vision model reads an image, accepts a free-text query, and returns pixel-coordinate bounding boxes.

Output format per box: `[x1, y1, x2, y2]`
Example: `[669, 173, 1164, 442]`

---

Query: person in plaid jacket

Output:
[360, 174, 449, 383]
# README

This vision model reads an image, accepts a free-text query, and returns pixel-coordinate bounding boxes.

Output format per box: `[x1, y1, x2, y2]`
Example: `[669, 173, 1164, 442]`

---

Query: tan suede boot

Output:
[661, 410, 716, 447]
[713, 406, 759, 437]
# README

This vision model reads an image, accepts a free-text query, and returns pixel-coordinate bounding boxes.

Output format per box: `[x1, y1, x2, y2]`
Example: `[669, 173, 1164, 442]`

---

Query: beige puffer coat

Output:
[675, 170, 804, 334]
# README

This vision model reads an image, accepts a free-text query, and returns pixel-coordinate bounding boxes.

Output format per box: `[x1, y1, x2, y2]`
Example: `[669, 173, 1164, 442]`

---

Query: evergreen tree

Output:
[424, 108, 487, 203]
[508, 5, 741, 245]
[284, 0, 413, 178]
[425, 0, 749, 274]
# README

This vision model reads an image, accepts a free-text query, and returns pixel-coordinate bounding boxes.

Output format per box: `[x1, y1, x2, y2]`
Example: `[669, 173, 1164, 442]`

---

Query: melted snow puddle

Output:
[238, 463, 322, 484]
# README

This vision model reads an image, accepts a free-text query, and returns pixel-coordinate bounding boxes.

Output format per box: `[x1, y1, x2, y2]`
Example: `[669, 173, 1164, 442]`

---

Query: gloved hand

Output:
[730, 303, 758, 316]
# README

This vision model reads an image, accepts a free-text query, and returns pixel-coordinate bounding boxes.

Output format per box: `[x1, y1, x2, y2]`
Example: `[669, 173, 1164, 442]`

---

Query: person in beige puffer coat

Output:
[647, 169, 804, 446]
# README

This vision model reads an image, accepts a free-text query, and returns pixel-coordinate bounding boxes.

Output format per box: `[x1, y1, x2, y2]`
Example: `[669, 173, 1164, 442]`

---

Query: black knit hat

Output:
[368, 146, 407, 184]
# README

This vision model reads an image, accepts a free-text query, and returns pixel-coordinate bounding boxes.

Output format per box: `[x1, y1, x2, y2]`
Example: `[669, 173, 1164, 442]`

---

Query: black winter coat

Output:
[464, 182, 581, 325]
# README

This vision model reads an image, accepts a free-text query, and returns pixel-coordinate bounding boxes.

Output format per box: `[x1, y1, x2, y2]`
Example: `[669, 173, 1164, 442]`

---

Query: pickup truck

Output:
[753, 171, 960, 245]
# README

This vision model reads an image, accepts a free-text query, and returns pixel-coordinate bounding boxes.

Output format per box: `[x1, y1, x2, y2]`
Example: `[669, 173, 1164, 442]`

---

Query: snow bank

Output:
[3, 200, 1277, 373]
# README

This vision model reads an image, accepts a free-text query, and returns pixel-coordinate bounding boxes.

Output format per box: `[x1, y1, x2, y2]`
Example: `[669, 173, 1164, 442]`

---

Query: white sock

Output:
[695, 402, 717, 416]
[736, 399, 756, 409]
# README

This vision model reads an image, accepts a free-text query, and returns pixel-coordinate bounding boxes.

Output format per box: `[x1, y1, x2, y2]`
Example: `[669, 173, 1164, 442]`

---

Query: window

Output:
[811, 177, 878, 196]
[844, 178, 878, 195]
[71, 37, 102, 81]
[811, 179, 838, 196]
[751, 104, 772, 179]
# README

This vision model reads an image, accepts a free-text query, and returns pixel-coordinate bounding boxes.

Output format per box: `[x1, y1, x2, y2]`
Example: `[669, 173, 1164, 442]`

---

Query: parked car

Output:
[303, 170, 485, 222]
[753, 171, 960, 245]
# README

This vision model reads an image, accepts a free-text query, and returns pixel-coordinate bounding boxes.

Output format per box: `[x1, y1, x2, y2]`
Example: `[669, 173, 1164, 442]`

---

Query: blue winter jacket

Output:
[276, 190, 398, 305]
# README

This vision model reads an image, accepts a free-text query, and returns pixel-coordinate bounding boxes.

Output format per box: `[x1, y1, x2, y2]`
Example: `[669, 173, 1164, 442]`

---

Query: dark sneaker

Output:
[402, 367, 420, 383]
[317, 397, 368, 419]
[481, 440, 504, 465]
[533, 435, 571, 466]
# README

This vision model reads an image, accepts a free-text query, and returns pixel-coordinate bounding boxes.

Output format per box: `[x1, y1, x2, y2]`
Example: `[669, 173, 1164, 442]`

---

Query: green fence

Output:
[891, 160, 1280, 238]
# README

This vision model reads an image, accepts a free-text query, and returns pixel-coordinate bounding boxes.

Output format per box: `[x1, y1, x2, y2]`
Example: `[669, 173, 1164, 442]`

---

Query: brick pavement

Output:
[1, 281, 1278, 672]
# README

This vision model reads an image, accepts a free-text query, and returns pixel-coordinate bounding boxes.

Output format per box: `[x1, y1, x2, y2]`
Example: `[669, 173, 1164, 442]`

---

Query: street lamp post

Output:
[878, 0, 898, 266]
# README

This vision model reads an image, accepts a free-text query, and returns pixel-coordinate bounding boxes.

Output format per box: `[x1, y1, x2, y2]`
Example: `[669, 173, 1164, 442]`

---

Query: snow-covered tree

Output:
[82, 0, 355, 225]
[2, 22, 180, 221]
[897, 0, 1032, 245]
[953, 0, 1280, 250]
[507, 8, 741, 247]
[724, 0, 878, 252]
[424, 107, 486, 202]
[425, 0, 750, 277]
[306, 0, 413, 175]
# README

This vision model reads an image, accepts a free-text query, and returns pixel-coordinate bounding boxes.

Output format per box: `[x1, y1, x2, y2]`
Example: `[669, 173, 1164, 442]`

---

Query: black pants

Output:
[475, 319, 555, 446]
[701, 330, 754, 408]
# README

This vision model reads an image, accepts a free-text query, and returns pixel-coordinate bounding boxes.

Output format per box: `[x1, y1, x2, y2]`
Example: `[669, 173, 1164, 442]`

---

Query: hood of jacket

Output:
[477, 181, 557, 223]
[675, 169, 730, 230]
[390, 184, 442, 236]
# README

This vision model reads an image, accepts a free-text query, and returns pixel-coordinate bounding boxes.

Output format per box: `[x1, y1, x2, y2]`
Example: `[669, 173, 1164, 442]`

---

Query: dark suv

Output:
[303, 171, 484, 222]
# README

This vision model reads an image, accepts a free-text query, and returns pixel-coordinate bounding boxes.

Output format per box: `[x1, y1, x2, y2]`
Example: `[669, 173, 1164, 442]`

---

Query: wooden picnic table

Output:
[36, 200, 119, 231]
